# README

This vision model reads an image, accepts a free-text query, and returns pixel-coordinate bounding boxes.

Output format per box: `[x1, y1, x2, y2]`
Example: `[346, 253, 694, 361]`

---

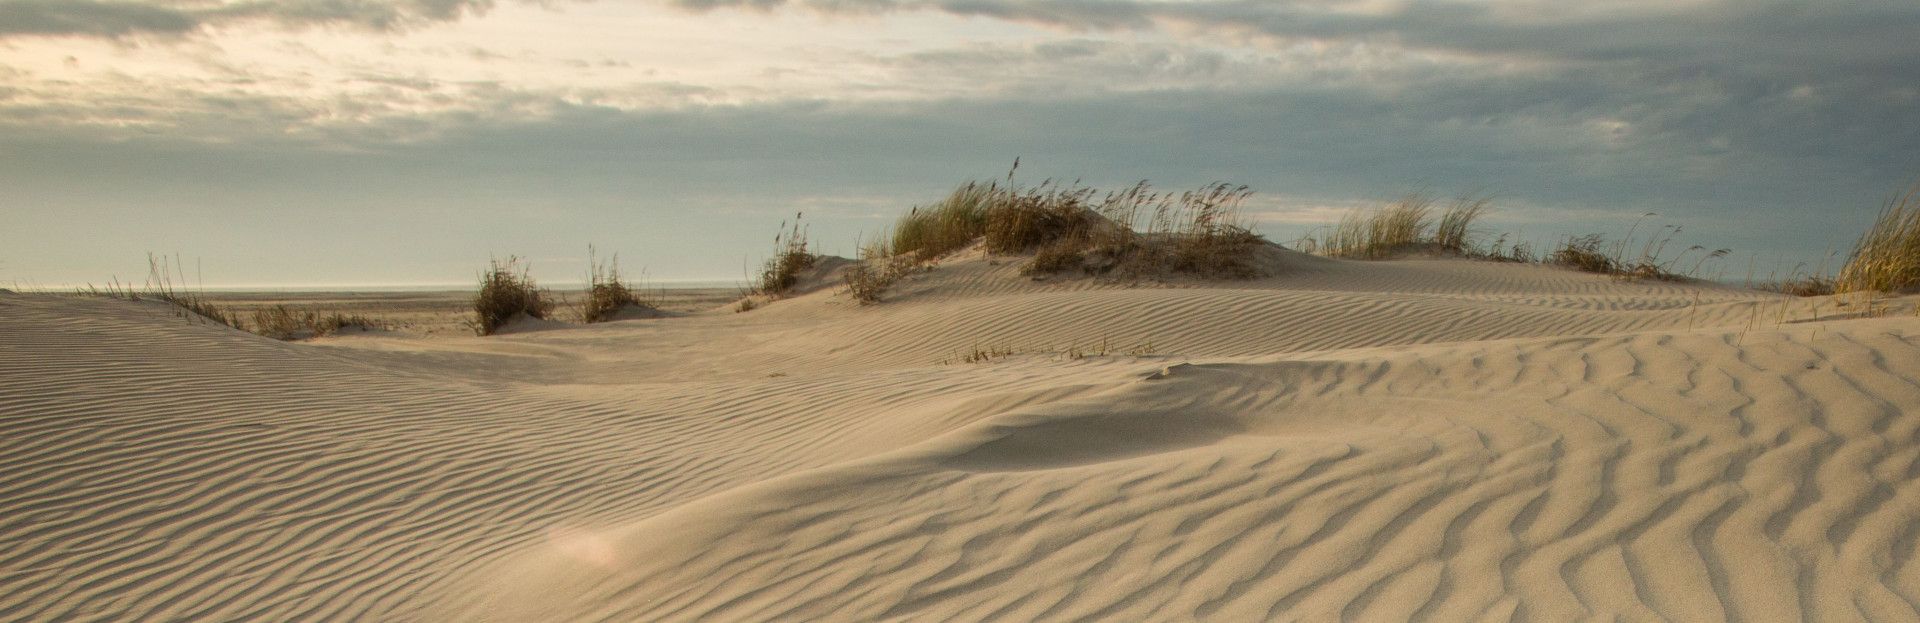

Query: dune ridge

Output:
[3, 253, 1918, 621]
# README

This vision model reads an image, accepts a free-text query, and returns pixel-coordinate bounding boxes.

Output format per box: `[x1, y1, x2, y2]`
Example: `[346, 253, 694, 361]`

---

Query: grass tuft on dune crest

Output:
[755, 213, 818, 297]
[473, 256, 552, 335]
[1304, 193, 1489, 259]
[583, 246, 655, 323]
[1836, 184, 1920, 294]
[81, 253, 242, 330]
[252, 306, 381, 340]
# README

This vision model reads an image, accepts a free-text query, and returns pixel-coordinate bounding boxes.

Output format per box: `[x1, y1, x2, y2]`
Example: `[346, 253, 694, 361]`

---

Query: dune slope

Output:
[3, 254, 1918, 621]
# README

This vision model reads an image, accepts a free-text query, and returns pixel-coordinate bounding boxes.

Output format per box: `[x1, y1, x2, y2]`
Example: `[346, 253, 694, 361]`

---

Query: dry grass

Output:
[82, 253, 240, 329]
[582, 247, 654, 323]
[1308, 194, 1489, 259]
[937, 337, 1159, 365]
[756, 213, 817, 296]
[1549, 234, 1616, 274]
[1836, 184, 1920, 294]
[1023, 239, 1088, 276]
[982, 182, 1102, 254]
[1164, 183, 1263, 277]
[1763, 276, 1838, 297]
[1547, 220, 1729, 282]
[879, 168, 1267, 284]
[251, 306, 381, 340]
[843, 237, 919, 305]
[473, 256, 553, 336]
[892, 183, 992, 261]
[1433, 197, 1490, 252]
[1015, 181, 1265, 279]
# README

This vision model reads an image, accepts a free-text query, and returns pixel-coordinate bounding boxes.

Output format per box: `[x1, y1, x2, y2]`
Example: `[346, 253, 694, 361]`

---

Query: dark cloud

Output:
[0, 0, 201, 37]
[0, 0, 494, 38]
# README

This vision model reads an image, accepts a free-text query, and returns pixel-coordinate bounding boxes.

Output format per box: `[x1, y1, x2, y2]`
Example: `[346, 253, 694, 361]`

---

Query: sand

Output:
[4, 249, 1920, 621]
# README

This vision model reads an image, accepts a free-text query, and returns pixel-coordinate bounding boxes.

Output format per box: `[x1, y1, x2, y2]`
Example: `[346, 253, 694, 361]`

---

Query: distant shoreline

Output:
[20, 280, 745, 294]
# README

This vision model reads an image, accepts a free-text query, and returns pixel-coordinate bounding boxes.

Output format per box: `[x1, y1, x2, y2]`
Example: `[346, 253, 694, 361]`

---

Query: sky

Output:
[2, 0, 1917, 288]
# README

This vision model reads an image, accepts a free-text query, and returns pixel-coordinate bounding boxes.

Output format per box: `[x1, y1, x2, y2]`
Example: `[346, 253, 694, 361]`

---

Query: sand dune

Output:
[4, 251, 1918, 621]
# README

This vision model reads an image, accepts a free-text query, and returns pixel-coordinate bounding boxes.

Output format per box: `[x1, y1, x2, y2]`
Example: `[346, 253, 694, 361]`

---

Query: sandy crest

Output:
[3, 252, 1917, 621]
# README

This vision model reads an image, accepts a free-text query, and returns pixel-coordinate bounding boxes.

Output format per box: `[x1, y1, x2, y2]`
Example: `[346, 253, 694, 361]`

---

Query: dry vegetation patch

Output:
[1547, 218, 1730, 282]
[755, 213, 818, 297]
[847, 169, 1273, 304]
[1836, 184, 1920, 294]
[582, 247, 656, 323]
[81, 253, 241, 329]
[473, 256, 553, 335]
[251, 306, 381, 340]
[1299, 196, 1735, 282]
[1301, 194, 1492, 259]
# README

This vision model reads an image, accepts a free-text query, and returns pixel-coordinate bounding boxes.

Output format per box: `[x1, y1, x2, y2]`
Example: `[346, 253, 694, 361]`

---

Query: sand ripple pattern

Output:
[1, 255, 1912, 622]
[456, 325, 1920, 621]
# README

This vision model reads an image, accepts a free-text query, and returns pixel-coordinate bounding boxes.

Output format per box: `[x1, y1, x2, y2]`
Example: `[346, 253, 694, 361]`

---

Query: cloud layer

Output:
[1, 0, 1915, 284]
[0, 0, 494, 37]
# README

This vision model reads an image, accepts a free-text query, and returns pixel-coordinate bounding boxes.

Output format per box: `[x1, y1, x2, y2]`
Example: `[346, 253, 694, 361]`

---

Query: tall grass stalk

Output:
[79, 253, 241, 329]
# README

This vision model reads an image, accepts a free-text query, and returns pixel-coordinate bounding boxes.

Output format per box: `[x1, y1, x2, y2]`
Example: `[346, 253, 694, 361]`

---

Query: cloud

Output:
[0, 0, 201, 37]
[3, 0, 1917, 284]
[0, 0, 495, 38]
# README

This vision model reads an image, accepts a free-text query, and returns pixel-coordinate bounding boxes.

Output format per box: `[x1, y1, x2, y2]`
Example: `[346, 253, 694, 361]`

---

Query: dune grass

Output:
[844, 171, 1269, 307]
[936, 336, 1160, 365]
[892, 183, 993, 261]
[1763, 275, 1838, 297]
[82, 253, 241, 329]
[1835, 184, 1920, 294]
[1548, 234, 1616, 274]
[982, 182, 1102, 255]
[473, 256, 553, 336]
[755, 213, 817, 296]
[1005, 181, 1265, 278]
[1297, 196, 1733, 282]
[843, 236, 918, 305]
[251, 306, 381, 340]
[582, 247, 655, 323]
[1306, 194, 1489, 259]
[1546, 217, 1730, 282]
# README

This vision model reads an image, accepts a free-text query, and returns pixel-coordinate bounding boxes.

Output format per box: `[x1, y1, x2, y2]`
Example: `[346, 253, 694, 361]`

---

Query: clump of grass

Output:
[1023, 239, 1088, 276]
[1835, 184, 1920, 294]
[251, 305, 314, 339]
[982, 182, 1101, 254]
[1015, 181, 1265, 279]
[1547, 218, 1729, 282]
[878, 166, 1267, 285]
[1549, 234, 1616, 274]
[755, 212, 818, 296]
[843, 236, 919, 305]
[1764, 275, 1837, 297]
[251, 306, 382, 340]
[1476, 233, 1537, 263]
[1309, 193, 1490, 259]
[1164, 183, 1263, 277]
[935, 336, 1160, 364]
[1433, 197, 1490, 252]
[582, 246, 654, 323]
[473, 256, 553, 336]
[892, 183, 992, 261]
